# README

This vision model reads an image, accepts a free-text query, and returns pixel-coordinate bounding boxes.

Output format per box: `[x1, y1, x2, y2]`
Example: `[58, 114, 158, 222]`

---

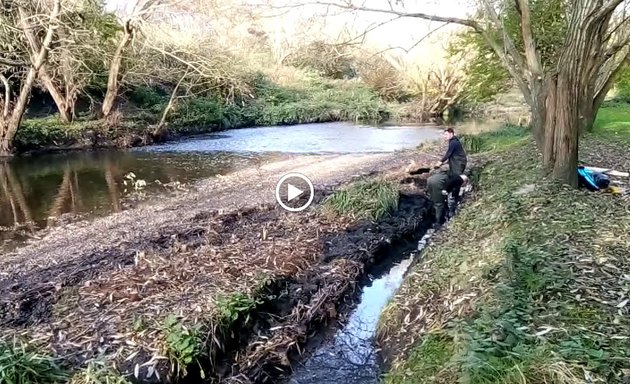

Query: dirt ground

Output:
[0, 149, 441, 383]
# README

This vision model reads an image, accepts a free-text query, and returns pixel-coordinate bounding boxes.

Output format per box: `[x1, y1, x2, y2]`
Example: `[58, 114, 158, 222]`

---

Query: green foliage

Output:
[216, 293, 259, 324]
[0, 340, 69, 384]
[15, 117, 93, 151]
[500, 0, 567, 69]
[450, 0, 568, 103]
[128, 86, 166, 108]
[162, 315, 202, 374]
[593, 104, 630, 144]
[613, 65, 630, 103]
[459, 125, 529, 153]
[69, 360, 131, 384]
[448, 31, 510, 103]
[383, 333, 455, 384]
[323, 179, 399, 221]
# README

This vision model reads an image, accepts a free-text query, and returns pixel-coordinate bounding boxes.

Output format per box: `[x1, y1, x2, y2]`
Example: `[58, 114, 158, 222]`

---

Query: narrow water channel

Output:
[288, 231, 434, 384]
[0, 122, 441, 249]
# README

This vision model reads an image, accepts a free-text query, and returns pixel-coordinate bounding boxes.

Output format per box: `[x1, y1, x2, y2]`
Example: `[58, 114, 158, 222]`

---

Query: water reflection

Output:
[0, 151, 273, 249]
[1, 123, 444, 250]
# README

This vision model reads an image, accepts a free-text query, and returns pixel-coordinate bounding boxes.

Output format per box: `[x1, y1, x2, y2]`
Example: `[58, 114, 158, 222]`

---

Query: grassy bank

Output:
[14, 76, 388, 154]
[377, 120, 630, 383]
[592, 102, 630, 144]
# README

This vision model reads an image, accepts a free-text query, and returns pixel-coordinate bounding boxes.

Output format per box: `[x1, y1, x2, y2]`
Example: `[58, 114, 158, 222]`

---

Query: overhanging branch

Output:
[268, 1, 482, 30]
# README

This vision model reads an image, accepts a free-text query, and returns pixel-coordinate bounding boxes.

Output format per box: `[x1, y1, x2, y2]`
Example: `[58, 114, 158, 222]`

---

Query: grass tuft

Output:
[459, 124, 529, 154]
[0, 339, 69, 384]
[323, 179, 399, 221]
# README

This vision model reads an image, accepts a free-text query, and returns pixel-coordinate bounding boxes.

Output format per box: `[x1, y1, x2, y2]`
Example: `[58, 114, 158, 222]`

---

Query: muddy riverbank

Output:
[0, 148, 444, 383]
[0, 123, 442, 251]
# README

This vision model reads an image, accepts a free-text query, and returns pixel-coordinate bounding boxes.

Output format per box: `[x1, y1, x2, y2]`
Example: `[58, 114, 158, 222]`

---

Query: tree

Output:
[16, 0, 115, 123]
[0, 0, 62, 156]
[101, 0, 169, 118]
[294, 0, 630, 186]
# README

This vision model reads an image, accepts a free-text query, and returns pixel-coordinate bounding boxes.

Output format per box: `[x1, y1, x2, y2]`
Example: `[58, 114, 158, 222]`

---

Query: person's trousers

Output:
[427, 173, 448, 224]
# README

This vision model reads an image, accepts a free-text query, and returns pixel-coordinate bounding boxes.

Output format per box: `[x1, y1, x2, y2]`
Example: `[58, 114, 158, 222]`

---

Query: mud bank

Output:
[0, 150, 442, 383]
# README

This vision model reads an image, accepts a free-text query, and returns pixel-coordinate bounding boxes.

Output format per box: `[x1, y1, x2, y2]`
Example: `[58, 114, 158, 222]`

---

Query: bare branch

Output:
[0, 57, 27, 66]
[267, 1, 481, 30]
[367, 22, 450, 58]
[0, 74, 10, 118]
[516, 0, 543, 76]
[334, 15, 402, 47]
[596, 0, 627, 20]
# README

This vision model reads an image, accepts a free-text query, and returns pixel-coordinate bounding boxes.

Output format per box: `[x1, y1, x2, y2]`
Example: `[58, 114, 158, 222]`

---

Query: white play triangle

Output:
[287, 183, 304, 201]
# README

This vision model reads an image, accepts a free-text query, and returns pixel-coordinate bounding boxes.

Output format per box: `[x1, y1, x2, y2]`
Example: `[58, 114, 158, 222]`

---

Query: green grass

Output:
[0, 340, 69, 384]
[459, 124, 530, 154]
[593, 103, 630, 143]
[323, 179, 400, 221]
[383, 333, 456, 384]
[379, 133, 630, 384]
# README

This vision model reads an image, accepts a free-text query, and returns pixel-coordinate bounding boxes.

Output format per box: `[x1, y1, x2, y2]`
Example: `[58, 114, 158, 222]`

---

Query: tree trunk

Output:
[0, 0, 61, 156]
[0, 124, 12, 157]
[39, 70, 73, 123]
[537, 72, 580, 187]
[18, 6, 74, 124]
[102, 25, 133, 117]
[153, 72, 187, 138]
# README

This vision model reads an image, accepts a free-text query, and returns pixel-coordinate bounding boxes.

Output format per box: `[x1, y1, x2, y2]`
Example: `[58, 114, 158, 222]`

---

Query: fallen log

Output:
[584, 166, 629, 178]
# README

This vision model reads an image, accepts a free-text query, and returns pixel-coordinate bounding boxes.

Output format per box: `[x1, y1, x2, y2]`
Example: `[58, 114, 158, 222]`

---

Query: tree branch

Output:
[367, 22, 450, 58]
[603, 14, 630, 44]
[516, 0, 543, 76]
[0, 74, 10, 118]
[268, 1, 482, 30]
[594, 49, 630, 110]
[595, 0, 627, 20]
[0, 57, 27, 67]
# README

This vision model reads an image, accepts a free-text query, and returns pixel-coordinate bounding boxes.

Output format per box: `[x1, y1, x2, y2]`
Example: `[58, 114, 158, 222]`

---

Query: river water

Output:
[0, 122, 442, 248]
[288, 231, 434, 384]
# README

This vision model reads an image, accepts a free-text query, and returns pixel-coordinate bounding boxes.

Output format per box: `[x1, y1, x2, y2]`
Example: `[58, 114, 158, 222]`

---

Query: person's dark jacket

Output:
[441, 136, 467, 175]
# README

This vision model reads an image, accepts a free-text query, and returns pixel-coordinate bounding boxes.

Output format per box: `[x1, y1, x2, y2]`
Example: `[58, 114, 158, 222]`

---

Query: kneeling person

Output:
[427, 172, 468, 226]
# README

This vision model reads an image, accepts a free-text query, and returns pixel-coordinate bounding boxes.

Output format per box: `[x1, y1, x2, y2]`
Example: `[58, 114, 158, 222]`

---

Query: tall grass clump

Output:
[459, 124, 529, 153]
[323, 179, 399, 221]
[0, 340, 68, 384]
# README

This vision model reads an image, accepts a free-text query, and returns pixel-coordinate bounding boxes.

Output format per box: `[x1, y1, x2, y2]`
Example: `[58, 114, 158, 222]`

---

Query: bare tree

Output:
[280, 0, 630, 186]
[0, 0, 61, 156]
[18, 0, 113, 124]
[102, 0, 172, 117]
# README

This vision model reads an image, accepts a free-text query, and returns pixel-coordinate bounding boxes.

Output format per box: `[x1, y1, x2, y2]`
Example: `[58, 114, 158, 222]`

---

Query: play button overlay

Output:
[275, 172, 314, 212]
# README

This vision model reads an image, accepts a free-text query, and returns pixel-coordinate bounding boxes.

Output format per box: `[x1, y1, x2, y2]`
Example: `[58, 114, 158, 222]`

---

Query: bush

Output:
[128, 86, 166, 107]
[284, 41, 356, 79]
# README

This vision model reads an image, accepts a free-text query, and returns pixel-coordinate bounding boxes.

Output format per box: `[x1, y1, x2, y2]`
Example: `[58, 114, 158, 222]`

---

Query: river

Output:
[0, 122, 443, 249]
